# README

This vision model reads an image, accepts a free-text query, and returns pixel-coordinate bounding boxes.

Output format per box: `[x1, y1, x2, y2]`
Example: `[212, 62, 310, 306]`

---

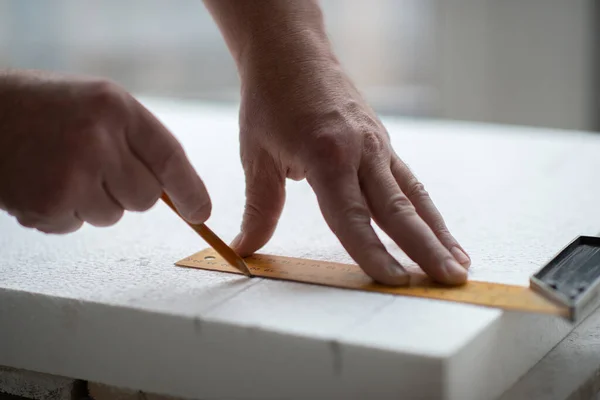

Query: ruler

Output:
[176, 236, 600, 323]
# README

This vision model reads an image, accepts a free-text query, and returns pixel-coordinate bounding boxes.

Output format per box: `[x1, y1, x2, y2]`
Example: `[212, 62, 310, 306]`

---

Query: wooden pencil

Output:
[160, 192, 252, 277]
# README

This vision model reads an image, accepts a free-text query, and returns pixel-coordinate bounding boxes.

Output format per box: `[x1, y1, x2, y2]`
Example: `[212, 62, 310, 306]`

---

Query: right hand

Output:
[0, 71, 210, 233]
[232, 60, 470, 286]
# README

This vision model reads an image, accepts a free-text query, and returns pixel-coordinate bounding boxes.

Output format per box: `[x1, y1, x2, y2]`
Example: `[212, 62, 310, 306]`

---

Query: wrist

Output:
[238, 18, 336, 64]
[231, 7, 339, 81]
[204, 0, 340, 83]
[238, 31, 348, 106]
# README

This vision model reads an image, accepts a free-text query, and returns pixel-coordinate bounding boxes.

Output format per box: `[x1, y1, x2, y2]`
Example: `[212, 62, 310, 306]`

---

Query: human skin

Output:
[0, 1, 470, 286]
[203, 0, 470, 285]
[0, 71, 211, 233]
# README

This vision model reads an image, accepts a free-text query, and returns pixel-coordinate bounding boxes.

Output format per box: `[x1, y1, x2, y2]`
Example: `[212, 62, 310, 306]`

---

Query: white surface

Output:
[2, 98, 600, 399]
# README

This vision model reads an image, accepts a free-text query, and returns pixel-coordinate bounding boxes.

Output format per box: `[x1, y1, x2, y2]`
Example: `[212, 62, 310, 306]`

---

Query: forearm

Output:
[203, 0, 338, 76]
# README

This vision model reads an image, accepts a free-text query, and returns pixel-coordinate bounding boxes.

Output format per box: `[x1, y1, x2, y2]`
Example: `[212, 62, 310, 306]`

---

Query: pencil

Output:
[160, 192, 252, 277]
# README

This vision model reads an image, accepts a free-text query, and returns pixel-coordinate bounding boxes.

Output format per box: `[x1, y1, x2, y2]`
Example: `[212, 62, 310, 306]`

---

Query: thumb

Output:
[231, 155, 286, 257]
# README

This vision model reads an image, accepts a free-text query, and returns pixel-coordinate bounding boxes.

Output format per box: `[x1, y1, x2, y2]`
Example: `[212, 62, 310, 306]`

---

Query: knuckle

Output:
[76, 80, 128, 137]
[362, 130, 388, 155]
[384, 193, 416, 218]
[154, 144, 185, 178]
[244, 201, 278, 227]
[104, 208, 124, 226]
[243, 183, 281, 224]
[42, 222, 83, 235]
[180, 192, 211, 223]
[308, 133, 355, 172]
[241, 172, 284, 229]
[87, 208, 124, 228]
[84, 79, 126, 115]
[430, 220, 451, 237]
[35, 217, 83, 235]
[29, 183, 73, 219]
[130, 190, 161, 212]
[286, 167, 306, 181]
[405, 179, 430, 201]
[124, 181, 161, 212]
[70, 85, 123, 159]
[243, 202, 275, 228]
[28, 201, 54, 219]
[78, 128, 112, 165]
[59, 219, 84, 234]
[355, 238, 385, 259]
[336, 203, 371, 231]
[17, 215, 41, 229]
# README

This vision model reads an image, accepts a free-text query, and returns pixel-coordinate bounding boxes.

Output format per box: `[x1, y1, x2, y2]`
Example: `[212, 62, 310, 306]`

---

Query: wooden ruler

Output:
[176, 248, 569, 318]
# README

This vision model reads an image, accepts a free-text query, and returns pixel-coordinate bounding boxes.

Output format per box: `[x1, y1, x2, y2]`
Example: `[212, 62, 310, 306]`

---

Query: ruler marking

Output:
[176, 249, 568, 317]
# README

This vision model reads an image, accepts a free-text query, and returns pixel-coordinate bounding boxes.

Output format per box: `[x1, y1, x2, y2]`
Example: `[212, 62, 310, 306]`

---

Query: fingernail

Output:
[186, 203, 211, 224]
[451, 246, 471, 268]
[385, 265, 411, 286]
[444, 259, 468, 284]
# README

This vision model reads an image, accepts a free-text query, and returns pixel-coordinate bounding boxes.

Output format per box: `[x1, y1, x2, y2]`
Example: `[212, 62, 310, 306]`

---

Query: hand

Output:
[231, 60, 470, 286]
[0, 71, 210, 233]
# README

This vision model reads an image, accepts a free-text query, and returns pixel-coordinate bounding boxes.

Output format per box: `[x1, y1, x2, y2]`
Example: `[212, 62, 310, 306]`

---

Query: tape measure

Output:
[176, 235, 600, 323]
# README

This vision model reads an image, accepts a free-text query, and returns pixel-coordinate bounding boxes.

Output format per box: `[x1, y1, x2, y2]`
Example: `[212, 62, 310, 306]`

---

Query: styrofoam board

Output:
[1, 98, 600, 399]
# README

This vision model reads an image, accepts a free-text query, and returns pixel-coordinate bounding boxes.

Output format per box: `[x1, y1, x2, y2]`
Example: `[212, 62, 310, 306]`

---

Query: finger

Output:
[307, 169, 410, 286]
[360, 162, 467, 285]
[17, 212, 83, 234]
[231, 152, 286, 257]
[391, 157, 471, 268]
[106, 150, 162, 212]
[76, 182, 124, 227]
[127, 104, 211, 224]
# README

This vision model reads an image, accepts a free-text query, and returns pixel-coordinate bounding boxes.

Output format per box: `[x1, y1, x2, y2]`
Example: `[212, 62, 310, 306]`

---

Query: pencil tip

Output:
[237, 260, 253, 277]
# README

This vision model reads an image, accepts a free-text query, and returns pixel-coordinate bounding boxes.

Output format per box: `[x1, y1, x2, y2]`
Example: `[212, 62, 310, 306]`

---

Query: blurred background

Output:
[0, 0, 597, 132]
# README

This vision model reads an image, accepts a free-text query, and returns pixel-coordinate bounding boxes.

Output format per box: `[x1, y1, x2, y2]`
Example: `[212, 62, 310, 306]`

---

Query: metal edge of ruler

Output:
[529, 235, 600, 323]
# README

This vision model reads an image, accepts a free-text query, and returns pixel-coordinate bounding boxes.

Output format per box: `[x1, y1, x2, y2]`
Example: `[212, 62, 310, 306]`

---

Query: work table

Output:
[2, 98, 600, 399]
